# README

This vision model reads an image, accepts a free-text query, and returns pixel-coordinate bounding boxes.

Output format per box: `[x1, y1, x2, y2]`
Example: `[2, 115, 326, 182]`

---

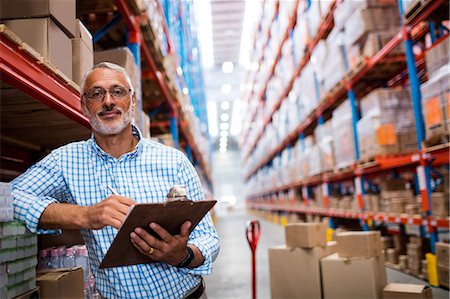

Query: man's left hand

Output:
[130, 221, 191, 266]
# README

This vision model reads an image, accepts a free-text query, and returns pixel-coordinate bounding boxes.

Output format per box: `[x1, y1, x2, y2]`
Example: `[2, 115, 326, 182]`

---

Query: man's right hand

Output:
[85, 195, 136, 230]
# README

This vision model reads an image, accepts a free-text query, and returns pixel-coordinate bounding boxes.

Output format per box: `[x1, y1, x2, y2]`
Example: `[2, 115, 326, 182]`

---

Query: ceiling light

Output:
[221, 101, 230, 110]
[183, 88, 189, 95]
[207, 101, 218, 137]
[222, 61, 234, 73]
[221, 84, 232, 94]
[220, 131, 229, 137]
[220, 123, 229, 130]
[220, 136, 228, 143]
[219, 147, 227, 153]
[220, 113, 230, 122]
[177, 67, 183, 75]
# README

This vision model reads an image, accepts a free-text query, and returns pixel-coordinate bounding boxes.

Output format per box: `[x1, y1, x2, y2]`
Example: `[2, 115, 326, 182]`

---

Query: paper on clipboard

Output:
[99, 199, 216, 269]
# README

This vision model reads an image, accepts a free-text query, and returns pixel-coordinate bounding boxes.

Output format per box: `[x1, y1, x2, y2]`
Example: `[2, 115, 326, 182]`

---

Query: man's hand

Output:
[130, 221, 193, 267]
[86, 195, 136, 229]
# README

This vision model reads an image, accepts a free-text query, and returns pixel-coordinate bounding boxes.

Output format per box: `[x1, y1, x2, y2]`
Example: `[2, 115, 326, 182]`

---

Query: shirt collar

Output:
[88, 124, 144, 159]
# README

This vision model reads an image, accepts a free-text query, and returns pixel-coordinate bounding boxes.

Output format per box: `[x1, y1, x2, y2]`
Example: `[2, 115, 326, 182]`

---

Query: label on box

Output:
[424, 97, 442, 128]
[376, 124, 397, 145]
[417, 166, 426, 191]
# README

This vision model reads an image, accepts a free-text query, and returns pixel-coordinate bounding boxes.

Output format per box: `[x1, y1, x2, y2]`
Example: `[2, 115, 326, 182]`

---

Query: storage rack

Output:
[242, 0, 449, 286]
[0, 0, 212, 189]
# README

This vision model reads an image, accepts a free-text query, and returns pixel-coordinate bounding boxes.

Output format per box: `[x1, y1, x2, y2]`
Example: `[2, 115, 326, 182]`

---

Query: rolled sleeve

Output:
[176, 155, 220, 275]
[12, 149, 67, 234]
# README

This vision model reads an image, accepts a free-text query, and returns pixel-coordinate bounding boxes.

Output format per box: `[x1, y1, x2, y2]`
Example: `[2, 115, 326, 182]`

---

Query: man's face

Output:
[82, 68, 135, 135]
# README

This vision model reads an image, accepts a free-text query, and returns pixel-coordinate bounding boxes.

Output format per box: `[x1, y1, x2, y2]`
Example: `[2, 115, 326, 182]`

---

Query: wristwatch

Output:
[177, 246, 194, 268]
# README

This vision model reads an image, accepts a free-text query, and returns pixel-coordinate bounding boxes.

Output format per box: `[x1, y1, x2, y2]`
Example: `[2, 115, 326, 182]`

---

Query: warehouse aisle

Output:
[205, 208, 450, 299]
[205, 209, 284, 299]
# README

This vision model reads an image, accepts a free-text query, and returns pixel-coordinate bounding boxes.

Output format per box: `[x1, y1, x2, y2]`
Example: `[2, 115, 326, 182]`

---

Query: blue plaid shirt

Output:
[12, 125, 220, 298]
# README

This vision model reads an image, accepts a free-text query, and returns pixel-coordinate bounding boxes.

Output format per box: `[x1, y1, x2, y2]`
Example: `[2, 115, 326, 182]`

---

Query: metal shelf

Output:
[246, 202, 450, 228]
[115, 0, 212, 184]
[242, 0, 336, 161]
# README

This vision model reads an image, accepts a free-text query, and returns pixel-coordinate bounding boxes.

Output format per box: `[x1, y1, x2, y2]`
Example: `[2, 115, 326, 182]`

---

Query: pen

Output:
[107, 185, 120, 195]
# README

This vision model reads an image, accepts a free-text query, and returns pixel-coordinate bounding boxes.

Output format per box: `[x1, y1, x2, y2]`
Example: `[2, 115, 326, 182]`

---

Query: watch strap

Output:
[176, 246, 194, 268]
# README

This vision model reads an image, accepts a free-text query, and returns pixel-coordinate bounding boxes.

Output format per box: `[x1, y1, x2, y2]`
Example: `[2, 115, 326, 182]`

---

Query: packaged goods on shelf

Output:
[277, 39, 295, 89]
[425, 39, 449, 77]
[380, 189, 415, 214]
[381, 236, 393, 250]
[357, 88, 418, 161]
[298, 63, 321, 116]
[285, 222, 327, 248]
[292, 14, 307, 65]
[3, 18, 73, 78]
[336, 231, 382, 258]
[421, 259, 428, 278]
[269, 242, 337, 299]
[399, 254, 408, 270]
[430, 192, 449, 217]
[142, 0, 168, 56]
[436, 242, 450, 288]
[314, 121, 335, 172]
[94, 47, 140, 93]
[383, 283, 433, 299]
[405, 204, 420, 215]
[363, 30, 404, 57]
[321, 253, 387, 299]
[333, 0, 397, 31]
[344, 6, 400, 47]
[386, 248, 399, 265]
[71, 20, 93, 86]
[0, 0, 76, 38]
[0, 183, 13, 222]
[421, 65, 450, 144]
[407, 243, 423, 276]
[306, 0, 322, 38]
[319, 29, 346, 94]
[364, 194, 380, 212]
[331, 100, 356, 169]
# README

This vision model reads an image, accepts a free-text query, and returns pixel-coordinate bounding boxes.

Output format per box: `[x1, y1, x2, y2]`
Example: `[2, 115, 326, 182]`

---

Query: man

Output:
[12, 62, 220, 298]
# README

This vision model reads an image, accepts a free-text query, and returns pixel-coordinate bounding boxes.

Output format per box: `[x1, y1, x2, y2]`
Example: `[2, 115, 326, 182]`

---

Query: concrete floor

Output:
[205, 208, 449, 299]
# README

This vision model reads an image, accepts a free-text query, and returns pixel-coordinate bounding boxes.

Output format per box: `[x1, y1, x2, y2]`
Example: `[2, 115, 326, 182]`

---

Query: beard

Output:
[83, 103, 133, 136]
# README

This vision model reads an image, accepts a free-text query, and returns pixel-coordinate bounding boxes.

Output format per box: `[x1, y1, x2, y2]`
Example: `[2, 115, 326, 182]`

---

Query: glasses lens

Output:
[110, 86, 129, 99]
[86, 88, 106, 100]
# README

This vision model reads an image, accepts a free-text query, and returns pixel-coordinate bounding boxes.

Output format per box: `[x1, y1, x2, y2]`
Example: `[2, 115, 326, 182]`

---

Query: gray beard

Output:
[84, 105, 133, 135]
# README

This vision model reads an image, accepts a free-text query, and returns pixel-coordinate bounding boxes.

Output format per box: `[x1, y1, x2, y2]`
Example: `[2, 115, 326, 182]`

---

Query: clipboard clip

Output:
[164, 185, 192, 206]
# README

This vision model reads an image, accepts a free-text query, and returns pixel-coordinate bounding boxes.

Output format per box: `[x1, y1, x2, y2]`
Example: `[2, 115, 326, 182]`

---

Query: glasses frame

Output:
[82, 86, 133, 102]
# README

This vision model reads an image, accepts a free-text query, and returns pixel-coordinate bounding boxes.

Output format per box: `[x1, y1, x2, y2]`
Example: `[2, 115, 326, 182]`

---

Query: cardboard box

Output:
[383, 283, 433, 299]
[321, 253, 387, 299]
[72, 20, 93, 85]
[336, 231, 382, 258]
[36, 267, 83, 299]
[285, 222, 327, 248]
[386, 248, 399, 264]
[435, 242, 450, 268]
[0, 0, 76, 37]
[269, 242, 337, 299]
[430, 192, 449, 217]
[438, 265, 449, 288]
[94, 48, 140, 92]
[3, 17, 72, 78]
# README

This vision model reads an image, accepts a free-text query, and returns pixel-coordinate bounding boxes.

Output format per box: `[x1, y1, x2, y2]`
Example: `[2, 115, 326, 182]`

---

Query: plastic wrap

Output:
[331, 100, 356, 169]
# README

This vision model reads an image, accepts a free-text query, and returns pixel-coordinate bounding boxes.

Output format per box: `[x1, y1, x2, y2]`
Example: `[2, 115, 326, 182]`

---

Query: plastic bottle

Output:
[64, 247, 76, 268]
[49, 248, 60, 269]
[75, 245, 91, 280]
[38, 249, 49, 269]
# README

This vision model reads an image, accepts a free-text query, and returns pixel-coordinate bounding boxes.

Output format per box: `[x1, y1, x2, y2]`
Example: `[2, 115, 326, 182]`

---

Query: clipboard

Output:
[99, 199, 217, 269]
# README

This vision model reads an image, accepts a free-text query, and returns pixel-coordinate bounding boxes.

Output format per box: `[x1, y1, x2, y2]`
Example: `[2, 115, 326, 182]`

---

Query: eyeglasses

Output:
[82, 86, 132, 101]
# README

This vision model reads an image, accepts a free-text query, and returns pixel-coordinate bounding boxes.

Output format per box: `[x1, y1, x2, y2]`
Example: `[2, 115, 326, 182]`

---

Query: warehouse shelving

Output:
[1, 0, 213, 187]
[243, 0, 449, 287]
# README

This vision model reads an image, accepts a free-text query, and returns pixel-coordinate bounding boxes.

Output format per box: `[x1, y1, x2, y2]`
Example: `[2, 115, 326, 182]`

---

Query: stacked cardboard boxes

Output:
[72, 20, 93, 86]
[383, 283, 433, 299]
[357, 88, 418, 161]
[1, 0, 77, 80]
[435, 242, 449, 288]
[322, 231, 387, 299]
[0, 222, 38, 299]
[269, 222, 336, 299]
[430, 192, 449, 218]
[331, 101, 356, 169]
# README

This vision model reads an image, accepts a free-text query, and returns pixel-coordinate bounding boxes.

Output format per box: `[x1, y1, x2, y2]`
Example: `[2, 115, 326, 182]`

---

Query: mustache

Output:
[97, 105, 124, 116]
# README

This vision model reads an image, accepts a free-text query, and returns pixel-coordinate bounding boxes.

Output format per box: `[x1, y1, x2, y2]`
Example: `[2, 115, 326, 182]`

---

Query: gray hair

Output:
[79, 62, 134, 96]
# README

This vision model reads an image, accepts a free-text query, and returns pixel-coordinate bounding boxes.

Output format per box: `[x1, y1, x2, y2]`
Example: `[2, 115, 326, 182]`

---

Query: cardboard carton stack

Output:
[321, 231, 387, 299]
[430, 192, 449, 218]
[383, 283, 433, 299]
[72, 20, 94, 85]
[1, 0, 77, 80]
[0, 222, 38, 299]
[421, 65, 449, 145]
[406, 236, 429, 277]
[357, 88, 418, 161]
[269, 222, 337, 299]
[331, 101, 356, 170]
[379, 178, 416, 214]
[435, 242, 449, 288]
